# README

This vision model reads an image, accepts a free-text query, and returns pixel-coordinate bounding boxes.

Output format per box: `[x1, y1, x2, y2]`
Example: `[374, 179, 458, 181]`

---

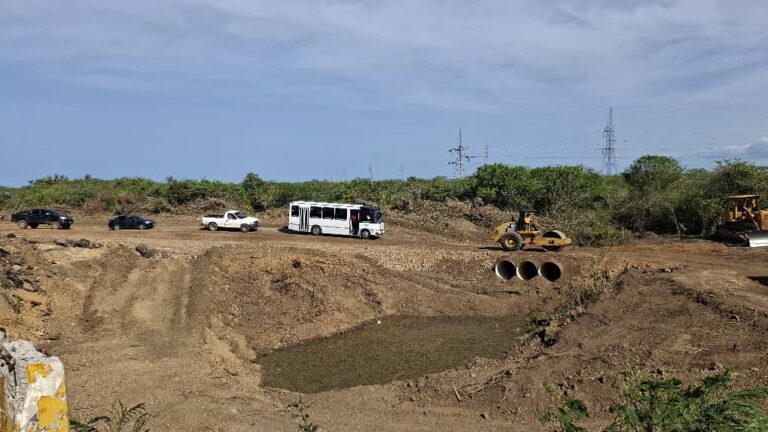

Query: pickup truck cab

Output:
[201, 210, 259, 233]
[11, 208, 74, 229]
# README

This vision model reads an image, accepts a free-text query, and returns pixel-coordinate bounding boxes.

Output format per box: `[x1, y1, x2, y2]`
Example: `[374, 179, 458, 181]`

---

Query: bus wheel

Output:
[311, 225, 322, 236]
[360, 229, 371, 240]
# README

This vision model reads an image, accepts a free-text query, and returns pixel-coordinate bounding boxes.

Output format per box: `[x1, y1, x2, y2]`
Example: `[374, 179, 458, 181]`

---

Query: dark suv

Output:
[108, 214, 155, 230]
[11, 208, 74, 229]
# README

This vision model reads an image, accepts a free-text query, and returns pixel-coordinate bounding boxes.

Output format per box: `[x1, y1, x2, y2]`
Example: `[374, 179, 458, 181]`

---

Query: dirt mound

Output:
[386, 200, 509, 243]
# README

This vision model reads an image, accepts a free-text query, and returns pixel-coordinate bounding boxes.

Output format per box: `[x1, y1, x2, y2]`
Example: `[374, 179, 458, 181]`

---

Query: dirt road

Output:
[1, 215, 766, 431]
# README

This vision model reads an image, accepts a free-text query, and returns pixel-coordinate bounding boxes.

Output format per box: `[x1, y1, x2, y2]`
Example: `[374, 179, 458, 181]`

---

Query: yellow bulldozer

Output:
[491, 210, 572, 252]
[716, 195, 768, 247]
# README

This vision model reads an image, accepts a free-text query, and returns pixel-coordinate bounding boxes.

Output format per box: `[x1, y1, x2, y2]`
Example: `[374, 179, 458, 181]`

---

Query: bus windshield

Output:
[374, 210, 383, 223]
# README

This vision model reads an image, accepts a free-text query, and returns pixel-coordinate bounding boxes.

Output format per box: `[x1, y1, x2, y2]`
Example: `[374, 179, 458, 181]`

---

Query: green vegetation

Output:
[540, 384, 589, 432]
[2, 157, 766, 247]
[541, 369, 768, 431]
[285, 398, 320, 432]
[70, 401, 150, 432]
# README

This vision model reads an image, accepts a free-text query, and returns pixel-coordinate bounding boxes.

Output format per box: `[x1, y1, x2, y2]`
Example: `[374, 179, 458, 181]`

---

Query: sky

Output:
[1, 0, 767, 186]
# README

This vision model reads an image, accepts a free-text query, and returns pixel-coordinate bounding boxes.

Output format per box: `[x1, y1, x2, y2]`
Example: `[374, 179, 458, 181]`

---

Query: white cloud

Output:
[696, 136, 768, 159]
[0, 0, 767, 111]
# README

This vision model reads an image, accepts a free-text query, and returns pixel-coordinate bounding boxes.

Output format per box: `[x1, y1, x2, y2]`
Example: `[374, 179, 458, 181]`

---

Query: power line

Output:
[602, 107, 618, 175]
[448, 128, 476, 177]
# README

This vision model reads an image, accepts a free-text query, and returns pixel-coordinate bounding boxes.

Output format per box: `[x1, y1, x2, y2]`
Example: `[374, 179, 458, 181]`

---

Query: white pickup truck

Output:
[201, 210, 260, 233]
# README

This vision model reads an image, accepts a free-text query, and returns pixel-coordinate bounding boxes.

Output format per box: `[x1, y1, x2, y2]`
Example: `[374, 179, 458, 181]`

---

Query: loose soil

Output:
[0, 208, 766, 431]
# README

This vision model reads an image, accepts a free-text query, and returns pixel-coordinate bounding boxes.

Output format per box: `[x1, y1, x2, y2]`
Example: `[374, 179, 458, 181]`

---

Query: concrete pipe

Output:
[494, 257, 518, 281]
[516, 260, 539, 281]
[539, 261, 563, 282]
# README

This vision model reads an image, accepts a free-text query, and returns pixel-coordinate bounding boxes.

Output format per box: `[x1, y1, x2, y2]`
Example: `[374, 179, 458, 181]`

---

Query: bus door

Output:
[299, 207, 310, 232]
[350, 210, 360, 235]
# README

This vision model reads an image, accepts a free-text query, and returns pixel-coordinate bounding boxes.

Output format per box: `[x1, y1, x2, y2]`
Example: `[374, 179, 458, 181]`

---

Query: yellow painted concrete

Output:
[36, 381, 69, 432]
[26, 363, 52, 385]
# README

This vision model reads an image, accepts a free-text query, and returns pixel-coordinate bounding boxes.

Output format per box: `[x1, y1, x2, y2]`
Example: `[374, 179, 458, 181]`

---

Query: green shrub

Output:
[541, 369, 768, 432]
[70, 400, 150, 432]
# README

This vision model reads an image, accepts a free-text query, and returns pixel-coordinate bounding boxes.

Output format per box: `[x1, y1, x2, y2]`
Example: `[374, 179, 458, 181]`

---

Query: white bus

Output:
[288, 201, 385, 239]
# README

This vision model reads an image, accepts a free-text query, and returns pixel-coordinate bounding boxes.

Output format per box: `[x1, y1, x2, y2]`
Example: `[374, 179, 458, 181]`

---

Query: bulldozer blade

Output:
[747, 230, 768, 247]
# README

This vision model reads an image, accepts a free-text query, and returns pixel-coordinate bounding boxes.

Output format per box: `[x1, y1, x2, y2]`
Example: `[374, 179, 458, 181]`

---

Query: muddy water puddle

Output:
[260, 315, 528, 393]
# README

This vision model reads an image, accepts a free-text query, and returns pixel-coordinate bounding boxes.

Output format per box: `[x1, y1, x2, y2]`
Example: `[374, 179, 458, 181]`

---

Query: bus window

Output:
[310, 206, 321, 218]
[291, 206, 299, 217]
[334, 208, 347, 220]
[360, 207, 373, 222]
[322, 207, 334, 219]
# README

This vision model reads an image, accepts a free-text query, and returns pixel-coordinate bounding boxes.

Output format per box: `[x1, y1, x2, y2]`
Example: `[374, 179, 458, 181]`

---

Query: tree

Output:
[623, 156, 683, 193]
[620, 156, 685, 233]
[707, 160, 768, 199]
[241, 173, 271, 211]
[472, 164, 534, 210]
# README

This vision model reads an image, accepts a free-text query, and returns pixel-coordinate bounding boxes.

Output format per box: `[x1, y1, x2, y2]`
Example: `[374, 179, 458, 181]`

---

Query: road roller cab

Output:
[491, 210, 573, 252]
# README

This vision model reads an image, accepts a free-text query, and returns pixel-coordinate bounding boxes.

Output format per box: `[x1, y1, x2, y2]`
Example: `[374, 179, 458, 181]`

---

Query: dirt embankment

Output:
[0, 216, 766, 431]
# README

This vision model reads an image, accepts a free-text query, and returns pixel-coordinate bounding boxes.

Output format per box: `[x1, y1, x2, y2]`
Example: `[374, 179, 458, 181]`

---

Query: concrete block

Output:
[1, 330, 69, 431]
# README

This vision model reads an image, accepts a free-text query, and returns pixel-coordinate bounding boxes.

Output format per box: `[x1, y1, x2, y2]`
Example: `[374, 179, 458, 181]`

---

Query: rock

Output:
[11, 265, 22, 272]
[73, 239, 92, 248]
[53, 239, 70, 247]
[5, 271, 24, 288]
[480, 412, 489, 420]
[0, 247, 9, 257]
[291, 258, 301, 269]
[21, 280, 38, 292]
[135, 244, 155, 258]
[5, 233, 15, 239]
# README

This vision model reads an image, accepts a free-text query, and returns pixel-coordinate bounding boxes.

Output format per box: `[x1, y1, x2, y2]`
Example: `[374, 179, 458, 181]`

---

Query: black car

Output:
[11, 208, 74, 229]
[108, 214, 156, 230]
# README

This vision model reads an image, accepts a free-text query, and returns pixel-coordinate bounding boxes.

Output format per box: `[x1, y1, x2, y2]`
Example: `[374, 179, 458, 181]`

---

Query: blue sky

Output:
[1, 0, 767, 186]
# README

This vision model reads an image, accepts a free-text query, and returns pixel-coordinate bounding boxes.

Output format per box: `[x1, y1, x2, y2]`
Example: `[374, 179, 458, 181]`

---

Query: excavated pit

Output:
[259, 315, 528, 393]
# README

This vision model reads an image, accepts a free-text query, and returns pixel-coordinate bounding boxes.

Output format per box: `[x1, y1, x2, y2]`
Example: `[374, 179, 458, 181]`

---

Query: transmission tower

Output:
[602, 108, 618, 175]
[483, 141, 488, 164]
[449, 128, 476, 177]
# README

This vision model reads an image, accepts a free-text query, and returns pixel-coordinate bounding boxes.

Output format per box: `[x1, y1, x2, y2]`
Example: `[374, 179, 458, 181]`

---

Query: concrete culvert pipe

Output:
[516, 260, 539, 281]
[494, 257, 517, 281]
[539, 261, 563, 282]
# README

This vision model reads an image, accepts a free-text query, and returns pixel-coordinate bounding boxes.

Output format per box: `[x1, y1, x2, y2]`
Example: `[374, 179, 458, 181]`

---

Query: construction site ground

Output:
[1, 210, 767, 431]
